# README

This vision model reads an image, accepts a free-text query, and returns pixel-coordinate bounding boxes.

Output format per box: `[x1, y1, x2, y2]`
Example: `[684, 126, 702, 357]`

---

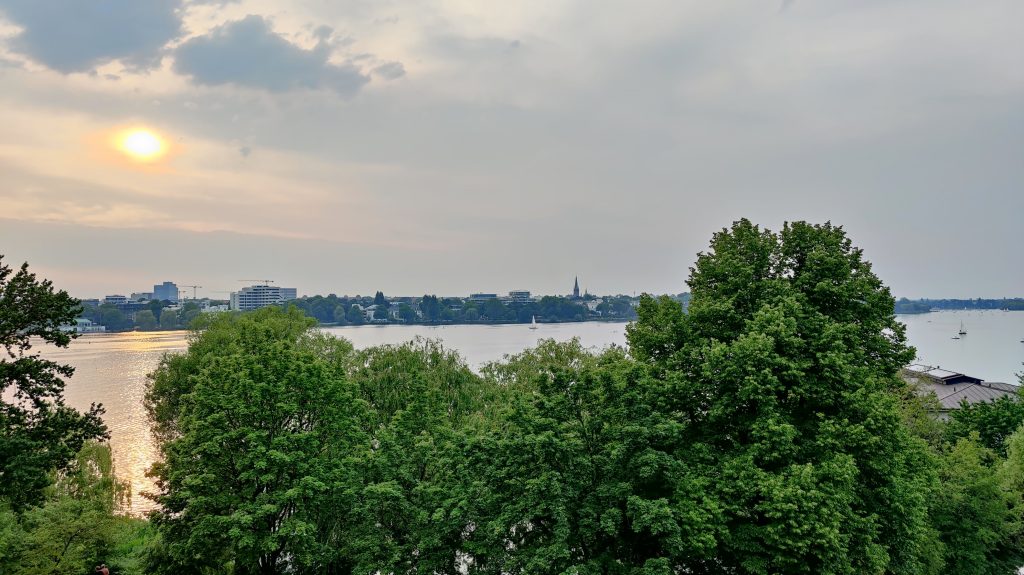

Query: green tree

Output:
[98, 304, 129, 331]
[945, 390, 1024, 456]
[481, 298, 510, 321]
[930, 432, 1024, 574]
[177, 302, 201, 328]
[464, 341, 716, 573]
[147, 299, 166, 318]
[420, 295, 441, 322]
[333, 304, 349, 325]
[347, 305, 366, 325]
[134, 310, 157, 331]
[374, 291, 389, 308]
[158, 308, 178, 330]
[397, 303, 417, 323]
[147, 308, 365, 573]
[0, 256, 107, 510]
[626, 220, 938, 574]
[345, 339, 487, 573]
[0, 442, 132, 575]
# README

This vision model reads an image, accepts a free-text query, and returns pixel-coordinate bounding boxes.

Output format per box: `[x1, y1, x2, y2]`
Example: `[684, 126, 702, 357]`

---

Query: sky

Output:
[0, 0, 1021, 299]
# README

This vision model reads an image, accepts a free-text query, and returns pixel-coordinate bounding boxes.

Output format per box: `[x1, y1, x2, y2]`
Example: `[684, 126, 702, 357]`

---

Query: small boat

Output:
[529, 316, 538, 330]
[958, 321, 967, 336]
[951, 336, 960, 340]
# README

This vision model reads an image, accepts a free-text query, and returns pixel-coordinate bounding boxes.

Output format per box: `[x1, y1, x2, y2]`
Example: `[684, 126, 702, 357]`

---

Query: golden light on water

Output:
[115, 128, 167, 162]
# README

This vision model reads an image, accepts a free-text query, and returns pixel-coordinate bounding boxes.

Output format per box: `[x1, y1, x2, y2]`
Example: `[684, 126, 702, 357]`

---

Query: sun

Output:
[116, 128, 167, 162]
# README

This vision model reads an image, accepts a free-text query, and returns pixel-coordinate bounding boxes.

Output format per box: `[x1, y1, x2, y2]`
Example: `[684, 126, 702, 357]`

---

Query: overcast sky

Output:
[0, 0, 1020, 299]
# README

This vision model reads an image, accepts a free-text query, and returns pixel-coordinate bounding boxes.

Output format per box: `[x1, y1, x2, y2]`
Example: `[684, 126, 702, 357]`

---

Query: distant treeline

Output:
[895, 297, 1024, 314]
[286, 292, 692, 325]
[79, 300, 205, 331]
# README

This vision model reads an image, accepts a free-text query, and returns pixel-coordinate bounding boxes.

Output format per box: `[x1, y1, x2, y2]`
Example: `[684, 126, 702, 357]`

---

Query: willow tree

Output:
[628, 220, 939, 574]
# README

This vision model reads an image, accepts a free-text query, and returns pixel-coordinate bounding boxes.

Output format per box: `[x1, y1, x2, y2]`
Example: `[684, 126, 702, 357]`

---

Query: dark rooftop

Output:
[902, 364, 1019, 411]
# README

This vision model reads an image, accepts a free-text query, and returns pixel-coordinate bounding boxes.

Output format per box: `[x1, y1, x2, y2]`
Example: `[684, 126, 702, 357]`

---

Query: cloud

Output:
[173, 15, 370, 96]
[0, 0, 183, 72]
[372, 61, 405, 80]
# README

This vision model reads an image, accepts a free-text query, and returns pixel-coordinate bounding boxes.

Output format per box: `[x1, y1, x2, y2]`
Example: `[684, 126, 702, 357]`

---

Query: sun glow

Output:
[116, 128, 167, 162]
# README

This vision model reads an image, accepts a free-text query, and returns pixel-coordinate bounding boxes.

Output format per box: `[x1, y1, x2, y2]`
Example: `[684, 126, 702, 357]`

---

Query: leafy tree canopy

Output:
[0, 255, 107, 510]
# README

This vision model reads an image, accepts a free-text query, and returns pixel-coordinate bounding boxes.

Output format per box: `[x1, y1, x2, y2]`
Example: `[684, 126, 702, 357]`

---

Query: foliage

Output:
[158, 308, 178, 330]
[946, 392, 1024, 456]
[894, 298, 933, 314]
[895, 298, 1024, 312]
[147, 307, 367, 573]
[343, 338, 488, 573]
[930, 431, 1024, 575]
[346, 304, 365, 325]
[0, 255, 107, 510]
[463, 343, 717, 574]
[626, 219, 937, 574]
[0, 441, 139, 575]
[134, 310, 158, 331]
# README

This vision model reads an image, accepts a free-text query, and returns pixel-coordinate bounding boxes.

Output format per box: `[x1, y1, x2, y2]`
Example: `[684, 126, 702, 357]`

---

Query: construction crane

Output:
[238, 279, 275, 285]
[179, 285, 202, 300]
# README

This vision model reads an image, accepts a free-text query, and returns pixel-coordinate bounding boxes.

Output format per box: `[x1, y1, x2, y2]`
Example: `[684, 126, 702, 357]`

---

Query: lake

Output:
[40, 311, 1024, 513]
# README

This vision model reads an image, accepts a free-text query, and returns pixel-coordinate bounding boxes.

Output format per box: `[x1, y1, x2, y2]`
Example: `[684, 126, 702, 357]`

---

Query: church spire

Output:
[573, 276, 580, 299]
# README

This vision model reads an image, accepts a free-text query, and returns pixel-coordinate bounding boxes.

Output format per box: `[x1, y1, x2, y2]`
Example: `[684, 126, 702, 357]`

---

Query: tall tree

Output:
[147, 308, 365, 574]
[627, 220, 938, 574]
[158, 308, 178, 330]
[0, 256, 107, 509]
[464, 341, 713, 574]
[135, 309, 158, 331]
[345, 339, 487, 574]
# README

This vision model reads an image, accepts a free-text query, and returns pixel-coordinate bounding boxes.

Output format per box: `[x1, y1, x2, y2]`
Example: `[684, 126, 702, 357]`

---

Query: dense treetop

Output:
[0, 255, 107, 510]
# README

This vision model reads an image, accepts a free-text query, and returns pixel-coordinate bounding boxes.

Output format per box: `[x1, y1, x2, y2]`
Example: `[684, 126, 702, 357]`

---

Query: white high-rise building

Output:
[230, 285, 298, 311]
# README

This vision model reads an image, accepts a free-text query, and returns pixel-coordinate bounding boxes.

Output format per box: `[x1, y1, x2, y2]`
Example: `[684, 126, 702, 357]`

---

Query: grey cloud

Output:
[0, 0, 182, 72]
[239, 145, 252, 157]
[313, 25, 333, 41]
[173, 15, 370, 97]
[372, 61, 405, 80]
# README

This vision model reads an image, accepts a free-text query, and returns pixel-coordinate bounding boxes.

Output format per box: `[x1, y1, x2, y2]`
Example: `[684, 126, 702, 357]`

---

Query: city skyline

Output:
[1, 1, 1022, 298]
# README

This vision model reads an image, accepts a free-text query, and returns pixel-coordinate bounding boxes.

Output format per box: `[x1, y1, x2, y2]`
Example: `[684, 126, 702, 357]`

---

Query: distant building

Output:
[153, 281, 179, 302]
[508, 290, 532, 303]
[103, 295, 129, 305]
[80, 298, 100, 308]
[903, 363, 1019, 416]
[230, 284, 297, 311]
[469, 293, 498, 302]
[572, 277, 580, 299]
[130, 292, 153, 301]
[61, 318, 106, 333]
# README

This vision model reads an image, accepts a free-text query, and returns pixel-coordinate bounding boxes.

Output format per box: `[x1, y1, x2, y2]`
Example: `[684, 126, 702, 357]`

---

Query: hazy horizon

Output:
[1, 1, 1021, 299]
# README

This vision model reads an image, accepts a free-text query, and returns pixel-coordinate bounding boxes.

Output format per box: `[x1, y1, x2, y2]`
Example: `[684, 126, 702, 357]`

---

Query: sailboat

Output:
[529, 316, 538, 330]
[958, 321, 967, 336]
